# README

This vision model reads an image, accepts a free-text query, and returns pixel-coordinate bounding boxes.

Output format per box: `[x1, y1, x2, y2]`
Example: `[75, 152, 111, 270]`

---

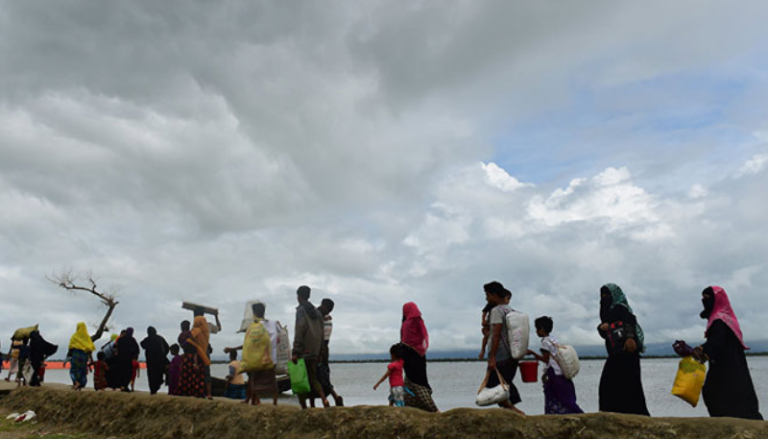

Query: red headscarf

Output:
[401, 302, 429, 357]
[705, 286, 748, 350]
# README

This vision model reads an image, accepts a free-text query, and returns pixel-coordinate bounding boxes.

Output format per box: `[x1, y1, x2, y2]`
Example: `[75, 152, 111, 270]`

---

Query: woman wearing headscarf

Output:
[140, 326, 170, 395]
[116, 328, 140, 392]
[103, 332, 122, 389]
[597, 283, 650, 416]
[67, 323, 95, 390]
[695, 286, 762, 420]
[400, 302, 439, 413]
[29, 330, 57, 387]
[178, 316, 209, 398]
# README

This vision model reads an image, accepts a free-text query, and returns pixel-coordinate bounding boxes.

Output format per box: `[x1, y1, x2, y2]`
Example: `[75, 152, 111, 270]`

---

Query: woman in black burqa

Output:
[695, 286, 762, 420]
[116, 327, 140, 391]
[597, 283, 650, 416]
[28, 330, 57, 387]
[140, 326, 170, 395]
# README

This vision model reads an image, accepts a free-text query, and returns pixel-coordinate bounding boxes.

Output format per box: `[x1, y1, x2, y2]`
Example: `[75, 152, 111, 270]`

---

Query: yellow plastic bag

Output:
[671, 356, 706, 407]
[239, 320, 274, 373]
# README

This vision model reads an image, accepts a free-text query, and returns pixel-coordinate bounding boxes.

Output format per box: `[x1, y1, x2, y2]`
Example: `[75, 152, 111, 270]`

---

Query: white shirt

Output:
[541, 336, 563, 376]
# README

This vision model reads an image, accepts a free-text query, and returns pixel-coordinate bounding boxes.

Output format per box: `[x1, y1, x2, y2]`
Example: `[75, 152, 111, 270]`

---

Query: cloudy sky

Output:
[2, 1, 768, 356]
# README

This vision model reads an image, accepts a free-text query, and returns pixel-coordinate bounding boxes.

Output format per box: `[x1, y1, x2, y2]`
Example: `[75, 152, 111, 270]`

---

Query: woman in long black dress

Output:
[695, 286, 762, 420]
[116, 328, 139, 391]
[140, 326, 170, 395]
[597, 283, 650, 416]
[28, 330, 57, 387]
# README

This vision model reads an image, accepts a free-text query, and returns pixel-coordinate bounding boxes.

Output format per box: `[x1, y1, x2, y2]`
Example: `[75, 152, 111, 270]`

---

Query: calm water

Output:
[40, 357, 767, 417]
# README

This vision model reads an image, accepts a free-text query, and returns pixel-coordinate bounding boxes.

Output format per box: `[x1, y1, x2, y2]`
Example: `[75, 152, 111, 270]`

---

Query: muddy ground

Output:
[0, 387, 765, 439]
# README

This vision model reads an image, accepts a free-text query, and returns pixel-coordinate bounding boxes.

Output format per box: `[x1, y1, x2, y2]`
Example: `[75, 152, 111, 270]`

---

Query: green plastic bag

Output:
[287, 359, 311, 395]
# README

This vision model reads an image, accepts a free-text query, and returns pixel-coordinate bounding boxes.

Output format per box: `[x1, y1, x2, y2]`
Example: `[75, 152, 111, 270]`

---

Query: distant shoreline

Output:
[327, 352, 768, 364]
[35, 352, 768, 365]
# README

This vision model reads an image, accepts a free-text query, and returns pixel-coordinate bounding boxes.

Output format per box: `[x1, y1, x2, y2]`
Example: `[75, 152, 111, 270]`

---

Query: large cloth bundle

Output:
[476, 368, 510, 407]
[671, 356, 706, 407]
[239, 321, 274, 373]
[13, 325, 39, 340]
[287, 359, 311, 395]
[505, 310, 530, 360]
[555, 344, 581, 379]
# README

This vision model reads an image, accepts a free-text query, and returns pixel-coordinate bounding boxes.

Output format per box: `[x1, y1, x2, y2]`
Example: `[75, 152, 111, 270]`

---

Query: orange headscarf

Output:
[186, 316, 211, 366]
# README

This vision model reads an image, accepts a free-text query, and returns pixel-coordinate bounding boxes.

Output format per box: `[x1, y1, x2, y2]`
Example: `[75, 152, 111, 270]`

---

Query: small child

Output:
[527, 316, 583, 415]
[373, 344, 405, 407]
[131, 359, 140, 392]
[478, 302, 494, 359]
[93, 351, 109, 391]
[167, 344, 182, 395]
[223, 350, 246, 400]
[37, 363, 46, 384]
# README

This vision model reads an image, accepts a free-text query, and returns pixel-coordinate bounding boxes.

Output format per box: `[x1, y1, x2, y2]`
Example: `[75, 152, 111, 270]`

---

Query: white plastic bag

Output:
[476, 369, 510, 407]
[274, 322, 291, 375]
[555, 344, 580, 379]
[505, 310, 530, 360]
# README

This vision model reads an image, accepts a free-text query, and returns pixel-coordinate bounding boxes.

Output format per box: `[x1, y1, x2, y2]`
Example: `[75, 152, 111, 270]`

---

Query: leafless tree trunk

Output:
[48, 270, 119, 342]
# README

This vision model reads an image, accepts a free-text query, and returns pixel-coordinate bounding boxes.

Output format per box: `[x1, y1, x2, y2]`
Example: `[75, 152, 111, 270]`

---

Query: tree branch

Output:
[48, 270, 120, 343]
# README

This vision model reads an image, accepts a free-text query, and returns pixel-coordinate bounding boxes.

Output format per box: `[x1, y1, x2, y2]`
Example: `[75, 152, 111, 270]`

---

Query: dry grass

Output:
[1, 387, 766, 439]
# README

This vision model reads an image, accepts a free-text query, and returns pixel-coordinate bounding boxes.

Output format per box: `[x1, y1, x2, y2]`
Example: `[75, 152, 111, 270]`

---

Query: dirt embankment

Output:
[1, 387, 765, 439]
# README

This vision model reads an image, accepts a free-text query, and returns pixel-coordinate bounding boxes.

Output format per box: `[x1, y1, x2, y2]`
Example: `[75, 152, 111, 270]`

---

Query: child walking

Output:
[167, 344, 182, 395]
[131, 359, 140, 392]
[527, 316, 583, 414]
[373, 344, 406, 407]
[93, 351, 109, 391]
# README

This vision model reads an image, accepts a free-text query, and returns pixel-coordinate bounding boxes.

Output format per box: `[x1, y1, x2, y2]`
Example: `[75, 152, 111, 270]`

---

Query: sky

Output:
[2, 1, 768, 357]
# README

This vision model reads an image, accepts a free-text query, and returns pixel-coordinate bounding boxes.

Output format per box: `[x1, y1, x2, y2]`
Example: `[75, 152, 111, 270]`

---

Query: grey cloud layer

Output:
[1, 1, 767, 354]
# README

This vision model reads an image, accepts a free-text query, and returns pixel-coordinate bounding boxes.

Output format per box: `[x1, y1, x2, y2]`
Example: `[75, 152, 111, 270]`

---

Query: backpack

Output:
[504, 309, 530, 360]
[239, 320, 274, 373]
[553, 343, 580, 379]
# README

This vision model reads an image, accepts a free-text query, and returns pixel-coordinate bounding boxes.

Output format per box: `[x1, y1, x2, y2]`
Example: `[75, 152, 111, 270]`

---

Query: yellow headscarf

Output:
[69, 322, 96, 353]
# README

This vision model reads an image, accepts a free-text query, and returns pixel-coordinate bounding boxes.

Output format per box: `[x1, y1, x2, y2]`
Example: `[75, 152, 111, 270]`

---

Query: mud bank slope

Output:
[1, 387, 765, 439]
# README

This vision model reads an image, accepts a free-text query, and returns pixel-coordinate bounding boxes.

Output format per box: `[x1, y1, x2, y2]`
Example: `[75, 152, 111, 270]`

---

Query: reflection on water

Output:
[40, 357, 767, 417]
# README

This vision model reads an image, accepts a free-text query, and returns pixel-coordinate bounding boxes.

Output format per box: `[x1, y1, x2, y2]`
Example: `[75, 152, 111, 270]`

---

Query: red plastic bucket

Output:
[519, 361, 538, 383]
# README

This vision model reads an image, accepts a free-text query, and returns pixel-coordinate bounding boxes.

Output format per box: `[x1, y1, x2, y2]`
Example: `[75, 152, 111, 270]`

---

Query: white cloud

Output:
[527, 167, 660, 233]
[481, 162, 533, 192]
[737, 153, 768, 177]
[2, 1, 768, 356]
[688, 184, 708, 199]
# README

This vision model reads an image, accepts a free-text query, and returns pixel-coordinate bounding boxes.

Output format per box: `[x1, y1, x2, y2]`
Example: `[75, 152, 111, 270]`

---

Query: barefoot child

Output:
[93, 351, 109, 391]
[527, 316, 583, 414]
[131, 359, 140, 392]
[167, 344, 182, 395]
[373, 344, 405, 407]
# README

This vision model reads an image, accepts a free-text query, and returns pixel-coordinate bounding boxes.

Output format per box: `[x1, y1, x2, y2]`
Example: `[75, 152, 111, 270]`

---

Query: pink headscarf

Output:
[705, 286, 748, 350]
[401, 302, 429, 357]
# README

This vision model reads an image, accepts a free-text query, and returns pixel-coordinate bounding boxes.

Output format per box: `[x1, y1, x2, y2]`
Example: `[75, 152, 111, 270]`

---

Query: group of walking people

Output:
[2, 281, 763, 420]
[474, 281, 762, 420]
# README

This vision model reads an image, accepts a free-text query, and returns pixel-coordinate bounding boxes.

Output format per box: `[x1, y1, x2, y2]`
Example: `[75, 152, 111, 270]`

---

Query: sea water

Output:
[41, 357, 767, 417]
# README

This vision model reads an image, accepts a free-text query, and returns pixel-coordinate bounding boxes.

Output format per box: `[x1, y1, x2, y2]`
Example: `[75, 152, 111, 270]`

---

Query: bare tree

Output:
[48, 270, 119, 342]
